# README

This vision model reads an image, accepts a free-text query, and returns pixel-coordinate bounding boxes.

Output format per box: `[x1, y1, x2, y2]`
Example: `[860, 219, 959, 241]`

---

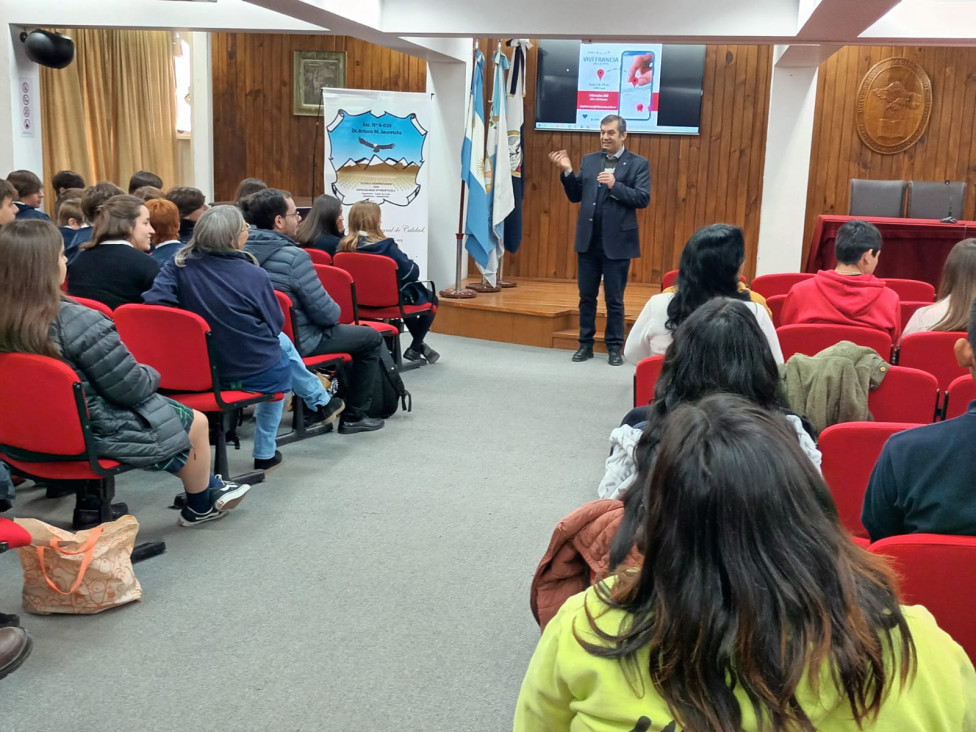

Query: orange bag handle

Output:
[35, 525, 104, 595]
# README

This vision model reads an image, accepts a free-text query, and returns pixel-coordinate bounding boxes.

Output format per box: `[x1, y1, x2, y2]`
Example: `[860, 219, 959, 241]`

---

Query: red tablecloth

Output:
[805, 215, 976, 287]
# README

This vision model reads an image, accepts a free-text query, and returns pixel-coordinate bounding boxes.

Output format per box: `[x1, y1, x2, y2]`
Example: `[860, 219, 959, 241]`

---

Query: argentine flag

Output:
[480, 46, 515, 284]
[462, 50, 493, 268]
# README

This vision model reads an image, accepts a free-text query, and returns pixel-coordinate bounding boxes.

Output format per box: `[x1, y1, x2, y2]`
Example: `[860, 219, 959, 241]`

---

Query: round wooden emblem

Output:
[856, 58, 932, 154]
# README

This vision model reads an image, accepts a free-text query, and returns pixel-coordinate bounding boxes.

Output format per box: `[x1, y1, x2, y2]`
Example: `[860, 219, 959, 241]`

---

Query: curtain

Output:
[40, 29, 178, 198]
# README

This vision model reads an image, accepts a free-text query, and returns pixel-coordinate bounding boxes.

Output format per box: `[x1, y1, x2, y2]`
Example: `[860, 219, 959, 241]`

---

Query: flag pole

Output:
[439, 40, 479, 300]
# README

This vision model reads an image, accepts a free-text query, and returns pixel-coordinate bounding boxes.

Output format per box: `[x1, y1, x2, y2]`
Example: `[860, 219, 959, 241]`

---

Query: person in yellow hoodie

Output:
[515, 394, 976, 732]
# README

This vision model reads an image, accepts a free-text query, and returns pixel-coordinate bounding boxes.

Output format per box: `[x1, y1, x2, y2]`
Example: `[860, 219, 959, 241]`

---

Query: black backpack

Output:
[368, 345, 411, 419]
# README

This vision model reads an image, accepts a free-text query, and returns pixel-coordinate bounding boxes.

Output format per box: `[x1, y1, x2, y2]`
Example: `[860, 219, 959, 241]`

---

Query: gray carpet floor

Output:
[0, 333, 633, 731]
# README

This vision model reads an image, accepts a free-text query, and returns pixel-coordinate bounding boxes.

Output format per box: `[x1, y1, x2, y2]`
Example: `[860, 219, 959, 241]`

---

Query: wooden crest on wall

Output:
[856, 58, 932, 154]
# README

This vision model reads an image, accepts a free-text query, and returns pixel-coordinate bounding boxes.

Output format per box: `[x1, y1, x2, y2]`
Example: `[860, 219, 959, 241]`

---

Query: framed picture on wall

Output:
[294, 51, 346, 116]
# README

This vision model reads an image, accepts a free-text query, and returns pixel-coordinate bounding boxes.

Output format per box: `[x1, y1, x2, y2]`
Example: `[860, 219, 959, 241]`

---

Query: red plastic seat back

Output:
[900, 300, 931, 333]
[315, 264, 356, 325]
[883, 278, 936, 302]
[306, 249, 332, 265]
[777, 324, 893, 361]
[867, 366, 939, 423]
[819, 422, 918, 538]
[274, 291, 296, 342]
[634, 355, 665, 407]
[945, 375, 976, 420]
[869, 534, 976, 664]
[0, 516, 32, 550]
[0, 353, 88, 457]
[333, 252, 400, 309]
[766, 294, 787, 328]
[660, 269, 678, 291]
[751, 272, 814, 298]
[898, 331, 968, 390]
[114, 304, 215, 392]
[70, 296, 114, 319]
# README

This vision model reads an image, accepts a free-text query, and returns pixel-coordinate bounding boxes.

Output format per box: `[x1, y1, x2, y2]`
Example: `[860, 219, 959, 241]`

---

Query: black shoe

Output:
[572, 345, 594, 362]
[338, 416, 385, 434]
[254, 450, 283, 472]
[403, 346, 424, 363]
[420, 343, 440, 364]
[0, 500, 11, 513]
[0, 627, 31, 681]
[303, 397, 346, 429]
[0, 613, 19, 628]
[608, 349, 624, 366]
[72, 501, 129, 531]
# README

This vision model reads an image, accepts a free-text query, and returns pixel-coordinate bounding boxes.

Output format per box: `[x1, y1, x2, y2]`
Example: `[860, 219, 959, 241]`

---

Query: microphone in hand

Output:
[941, 179, 957, 224]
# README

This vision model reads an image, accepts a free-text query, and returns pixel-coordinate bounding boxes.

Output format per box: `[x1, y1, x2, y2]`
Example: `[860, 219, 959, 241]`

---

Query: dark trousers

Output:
[577, 250, 630, 350]
[310, 324, 383, 420]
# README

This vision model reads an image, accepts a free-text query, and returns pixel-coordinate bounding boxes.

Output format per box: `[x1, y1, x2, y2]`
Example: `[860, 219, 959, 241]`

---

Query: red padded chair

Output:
[750, 272, 814, 298]
[777, 324, 893, 361]
[899, 300, 931, 334]
[819, 422, 918, 539]
[315, 264, 401, 364]
[882, 278, 936, 302]
[305, 249, 332, 266]
[0, 353, 133, 527]
[867, 366, 940, 423]
[114, 304, 280, 483]
[333, 251, 436, 370]
[869, 534, 976, 664]
[633, 355, 665, 408]
[897, 331, 968, 390]
[274, 291, 352, 441]
[944, 374, 976, 420]
[69, 296, 114, 319]
[766, 294, 787, 328]
[660, 269, 679, 291]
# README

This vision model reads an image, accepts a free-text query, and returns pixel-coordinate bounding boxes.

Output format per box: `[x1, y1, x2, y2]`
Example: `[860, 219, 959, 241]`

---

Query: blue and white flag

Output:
[480, 46, 515, 284]
[462, 50, 493, 268]
[504, 40, 531, 254]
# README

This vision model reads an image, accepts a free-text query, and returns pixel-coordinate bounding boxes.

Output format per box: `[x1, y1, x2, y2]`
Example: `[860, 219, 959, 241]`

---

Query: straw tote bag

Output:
[14, 515, 142, 615]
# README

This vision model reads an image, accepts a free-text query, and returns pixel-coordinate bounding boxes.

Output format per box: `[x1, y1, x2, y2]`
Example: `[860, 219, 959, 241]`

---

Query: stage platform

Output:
[433, 278, 659, 352]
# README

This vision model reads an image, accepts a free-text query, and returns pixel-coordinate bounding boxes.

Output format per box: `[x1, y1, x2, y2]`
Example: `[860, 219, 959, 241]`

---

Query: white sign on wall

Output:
[19, 78, 34, 137]
[322, 89, 431, 278]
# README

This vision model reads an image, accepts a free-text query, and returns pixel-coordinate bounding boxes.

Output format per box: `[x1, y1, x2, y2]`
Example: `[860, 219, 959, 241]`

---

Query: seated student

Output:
[533, 299, 820, 630]
[782, 219, 901, 339]
[296, 194, 344, 256]
[234, 177, 267, 203]
[5, 170, 50, 222]
[517, 393, 976, 731]
[0, 179, 18, 229]
[0, 219, 252, 526]
[55, 196, 83, 250]
[68, 194, 160, 309]
[338, 200, 439, 364]
[132, 185, 165, 202]
[863, 298, 976, 541]
[52, 170, 85, 196]
[146, 198, 183, 267]
[70, 181, 125, 256]
[242, 189, 384, 434]
[903, 237, 976, 339]
[624, 224, 782, 364]
[144, 206, 345, 470]
[166, 186, 208, 244]
[128, 170, 163, 195]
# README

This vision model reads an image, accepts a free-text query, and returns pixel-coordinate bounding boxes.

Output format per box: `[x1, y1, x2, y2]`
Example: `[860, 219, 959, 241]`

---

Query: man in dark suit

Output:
[550, 114, 651, 365]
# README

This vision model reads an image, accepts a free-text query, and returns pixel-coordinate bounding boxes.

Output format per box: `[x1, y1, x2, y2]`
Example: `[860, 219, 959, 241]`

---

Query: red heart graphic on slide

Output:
[637, 103, 644, 111]
[596, 69, 605, 80]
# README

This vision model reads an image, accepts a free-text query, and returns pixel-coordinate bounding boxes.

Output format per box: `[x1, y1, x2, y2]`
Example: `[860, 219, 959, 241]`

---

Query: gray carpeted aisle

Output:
[0, 333, 633, 731]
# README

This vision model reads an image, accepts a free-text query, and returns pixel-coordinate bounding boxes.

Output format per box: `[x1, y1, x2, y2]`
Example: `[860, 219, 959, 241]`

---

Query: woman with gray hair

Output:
[144, 205, 343, 473]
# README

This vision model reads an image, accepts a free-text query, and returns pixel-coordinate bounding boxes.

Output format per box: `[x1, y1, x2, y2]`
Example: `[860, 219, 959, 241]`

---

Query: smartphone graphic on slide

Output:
[619, 51, 653, 120]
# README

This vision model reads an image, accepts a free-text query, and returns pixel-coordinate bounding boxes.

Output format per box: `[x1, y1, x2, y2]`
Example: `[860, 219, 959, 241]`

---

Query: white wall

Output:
[0, 27, 44, 201]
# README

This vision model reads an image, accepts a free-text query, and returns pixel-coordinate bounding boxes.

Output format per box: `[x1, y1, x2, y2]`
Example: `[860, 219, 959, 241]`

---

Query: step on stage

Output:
[434, 278, 659, 353]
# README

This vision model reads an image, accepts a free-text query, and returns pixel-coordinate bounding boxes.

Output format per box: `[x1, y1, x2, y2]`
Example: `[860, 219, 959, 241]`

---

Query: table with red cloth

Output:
[805, 215, 976, 287]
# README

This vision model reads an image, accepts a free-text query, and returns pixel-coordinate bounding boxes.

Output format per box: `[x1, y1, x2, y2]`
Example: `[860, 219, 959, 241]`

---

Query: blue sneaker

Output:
[178, 503, 226, 527]
[210, 476, 251, 512]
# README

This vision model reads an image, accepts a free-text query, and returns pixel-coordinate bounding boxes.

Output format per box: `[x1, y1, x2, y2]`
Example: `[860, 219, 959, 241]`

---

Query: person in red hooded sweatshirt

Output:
[781, 219, 900, 339]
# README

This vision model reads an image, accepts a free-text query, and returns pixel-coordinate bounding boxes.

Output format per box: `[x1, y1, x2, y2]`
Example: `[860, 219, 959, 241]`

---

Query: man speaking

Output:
[549, 114, 650, 366]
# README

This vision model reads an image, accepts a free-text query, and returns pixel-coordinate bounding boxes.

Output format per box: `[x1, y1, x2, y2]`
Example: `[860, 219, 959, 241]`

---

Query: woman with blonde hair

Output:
[338, 200, 439, 363]
[902, 237, 976, 339]
[0, 219, 251, 526]
[67, 194, 159, 309]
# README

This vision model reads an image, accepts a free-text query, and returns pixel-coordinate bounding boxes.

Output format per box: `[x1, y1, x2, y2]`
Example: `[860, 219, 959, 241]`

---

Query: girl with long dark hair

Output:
[518, 393, 976, 731]
[296, 194, 344, 255]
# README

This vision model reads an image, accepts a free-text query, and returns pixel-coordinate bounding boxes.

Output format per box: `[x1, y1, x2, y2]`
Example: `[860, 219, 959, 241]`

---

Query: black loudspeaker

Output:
[22, 30, 75, 69]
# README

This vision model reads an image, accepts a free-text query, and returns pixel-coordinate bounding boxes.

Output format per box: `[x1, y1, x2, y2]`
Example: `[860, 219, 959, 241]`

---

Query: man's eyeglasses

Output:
[285, 211, 302, 220]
